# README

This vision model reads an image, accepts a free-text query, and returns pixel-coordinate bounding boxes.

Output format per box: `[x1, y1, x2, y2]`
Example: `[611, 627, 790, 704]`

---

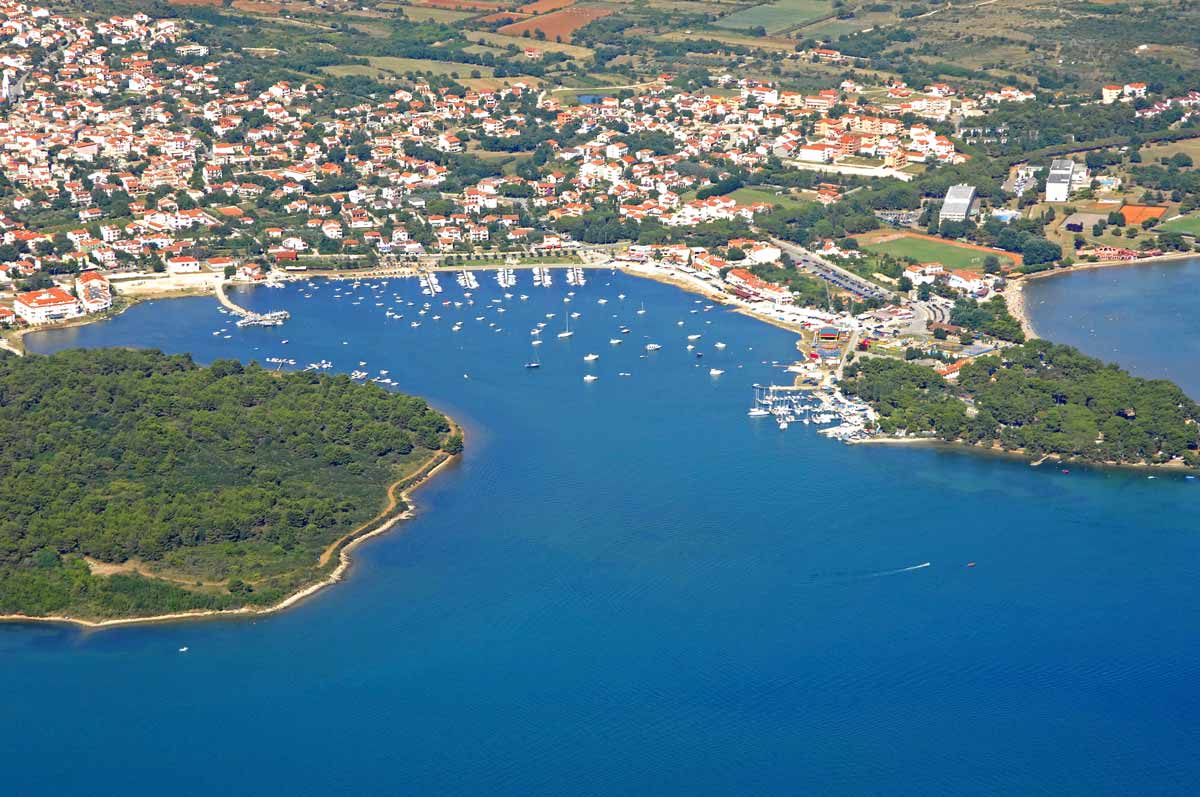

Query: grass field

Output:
[464, 29, 595, 58]
[714, 0, 832, 33]
[728, 186, 810, 209]
[862, 233, 1016, 271]
[324, 56, 497, 80]
[1157, 214, 1200, 236]
[655, 30, 799, 52]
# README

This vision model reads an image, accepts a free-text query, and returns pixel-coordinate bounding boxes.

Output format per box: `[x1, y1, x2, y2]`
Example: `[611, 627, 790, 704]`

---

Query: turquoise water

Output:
[5, 271, 1200, 795]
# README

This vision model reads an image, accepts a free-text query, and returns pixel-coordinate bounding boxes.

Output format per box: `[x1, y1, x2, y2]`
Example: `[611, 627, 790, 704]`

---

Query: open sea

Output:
[5, 267, 1200, 795]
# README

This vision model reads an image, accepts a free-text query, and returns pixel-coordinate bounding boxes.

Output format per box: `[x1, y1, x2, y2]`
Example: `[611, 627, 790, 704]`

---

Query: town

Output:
[1, 0, 1199, 403]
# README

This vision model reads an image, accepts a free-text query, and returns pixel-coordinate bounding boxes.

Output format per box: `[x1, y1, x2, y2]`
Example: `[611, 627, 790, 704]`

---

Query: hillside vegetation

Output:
[0, 348, 460, 620]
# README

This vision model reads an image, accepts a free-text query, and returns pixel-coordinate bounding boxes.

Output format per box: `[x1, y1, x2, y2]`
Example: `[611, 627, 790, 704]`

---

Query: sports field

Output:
[861, 233, 1017, 271]
[1157, 213, 1200, 235]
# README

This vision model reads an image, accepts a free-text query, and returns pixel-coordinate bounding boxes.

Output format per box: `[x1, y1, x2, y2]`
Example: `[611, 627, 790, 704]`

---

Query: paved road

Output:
[770, 238, 892, 302]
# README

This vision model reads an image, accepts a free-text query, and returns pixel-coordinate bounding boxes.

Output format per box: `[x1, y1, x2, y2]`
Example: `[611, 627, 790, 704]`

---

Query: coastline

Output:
[1003, 279, 1038, 340]
[1019, 250, 1198, 283]
[849, 434, 1195, 472]
[3, 263, 794, 628]
[0, 423, 463, 630]
[1004, 249, 1199, 344]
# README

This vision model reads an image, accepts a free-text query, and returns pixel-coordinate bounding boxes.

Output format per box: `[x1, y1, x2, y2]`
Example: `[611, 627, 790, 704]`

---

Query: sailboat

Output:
[525, 349, 541, 369]
[557, 313, 573, 338]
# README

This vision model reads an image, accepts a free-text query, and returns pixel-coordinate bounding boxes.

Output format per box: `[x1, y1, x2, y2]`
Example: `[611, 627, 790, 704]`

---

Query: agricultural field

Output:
[498, 5, 614, 40]
[714, 0, 832, 34]
[520, 0, 576, 12]
[324, 56, 496, 80]
[465, 29, 596, 59]
[416, 0, 506, 11]
[655, 30, 800, 53]
[395, 5, 483, 22]
[860, 232, 1018, 272]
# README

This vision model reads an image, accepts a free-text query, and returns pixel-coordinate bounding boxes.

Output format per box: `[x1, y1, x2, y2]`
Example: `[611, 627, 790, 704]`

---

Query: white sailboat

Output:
[557, 313, 573, 338]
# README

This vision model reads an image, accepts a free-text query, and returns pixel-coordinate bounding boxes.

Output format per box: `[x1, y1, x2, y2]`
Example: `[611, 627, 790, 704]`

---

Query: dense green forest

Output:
[843, 340, 1200, 466]
[0, 349, 459, 619]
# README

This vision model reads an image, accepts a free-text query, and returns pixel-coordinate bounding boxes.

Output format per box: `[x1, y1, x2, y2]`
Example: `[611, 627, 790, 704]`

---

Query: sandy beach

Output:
[1004, 250, 1200, 341]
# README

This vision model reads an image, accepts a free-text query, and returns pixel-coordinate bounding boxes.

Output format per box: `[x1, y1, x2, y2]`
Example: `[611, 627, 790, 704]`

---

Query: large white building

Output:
[14, 287, 83, 324]
[939, 184, 977, 222]
[1045, 159, 1077, 203]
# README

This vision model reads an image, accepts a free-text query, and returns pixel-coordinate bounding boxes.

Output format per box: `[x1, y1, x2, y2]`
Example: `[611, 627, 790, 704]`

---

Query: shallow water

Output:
[6, 270, 1200, 795]
[1023, 257, 1200, 397]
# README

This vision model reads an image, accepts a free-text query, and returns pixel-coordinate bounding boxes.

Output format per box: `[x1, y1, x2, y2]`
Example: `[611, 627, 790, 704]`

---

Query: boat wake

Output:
[803, 562, 931, 585]
[865, 562, 931, 578]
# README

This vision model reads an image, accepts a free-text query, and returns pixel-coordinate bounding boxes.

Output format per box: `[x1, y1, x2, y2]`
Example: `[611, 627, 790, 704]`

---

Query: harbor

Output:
[748, 383, 877, 440]
[19, 266, 1200, 797]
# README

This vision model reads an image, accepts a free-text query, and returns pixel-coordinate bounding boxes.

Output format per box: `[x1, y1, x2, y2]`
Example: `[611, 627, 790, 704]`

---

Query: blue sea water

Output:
[5, 270, 1200, 795]
[1022, 257, 1200, 397]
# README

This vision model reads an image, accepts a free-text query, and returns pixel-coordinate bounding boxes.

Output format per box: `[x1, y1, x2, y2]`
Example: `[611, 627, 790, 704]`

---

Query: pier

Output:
[216, 280, 291, 327]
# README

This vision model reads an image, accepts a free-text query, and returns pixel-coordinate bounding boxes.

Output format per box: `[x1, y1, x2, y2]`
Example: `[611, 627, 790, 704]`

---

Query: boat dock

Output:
[748, 383, 876, 439]
[217, 280, 291, 327]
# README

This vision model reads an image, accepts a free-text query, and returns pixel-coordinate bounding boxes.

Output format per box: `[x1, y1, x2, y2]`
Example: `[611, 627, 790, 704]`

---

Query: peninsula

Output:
[0, 348, 461, 623]
[842, 339, 1200, 468]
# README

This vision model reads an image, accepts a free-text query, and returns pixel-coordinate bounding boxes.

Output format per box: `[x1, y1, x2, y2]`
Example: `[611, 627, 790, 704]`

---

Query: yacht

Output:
[584, 353, 599, 362]
[645, 343, 662, 351]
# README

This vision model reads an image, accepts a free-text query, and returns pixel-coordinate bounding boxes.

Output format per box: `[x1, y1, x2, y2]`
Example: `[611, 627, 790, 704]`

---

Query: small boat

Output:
[609, 338, 622, 345]
[178, 647, 189, 653]
[525, 361, 540, 369]
[583, 374, 599, 382]
[709, 368, 724, 376]
[966, 562, 977, 568]
[688, 334, 701, 340]
[584, 353, 599, 362]
[714, 342, 727, 349]
[748, 408, 769, 417]
[557, 315, 574, 338]
[645, 343, 661, 351]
